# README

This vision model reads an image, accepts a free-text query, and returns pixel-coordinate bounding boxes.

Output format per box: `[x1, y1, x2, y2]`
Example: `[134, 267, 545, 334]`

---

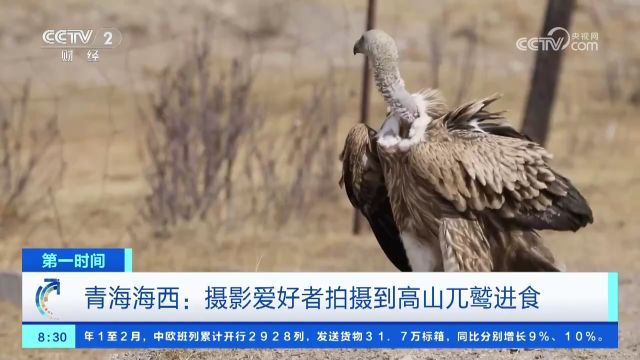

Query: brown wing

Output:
[340, 124, 411, 271]
[410, 95, 593, 232]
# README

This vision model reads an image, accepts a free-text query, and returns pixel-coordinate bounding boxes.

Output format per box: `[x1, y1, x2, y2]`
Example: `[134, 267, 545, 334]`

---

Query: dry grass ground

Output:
[1, 0, 639, 359]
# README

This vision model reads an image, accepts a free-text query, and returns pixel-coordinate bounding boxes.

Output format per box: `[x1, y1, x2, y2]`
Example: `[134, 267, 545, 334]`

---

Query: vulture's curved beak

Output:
[353, 36, 364, 55]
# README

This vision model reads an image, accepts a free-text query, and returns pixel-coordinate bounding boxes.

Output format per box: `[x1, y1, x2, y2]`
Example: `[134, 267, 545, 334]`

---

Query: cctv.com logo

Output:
[516, 27, 599, 52]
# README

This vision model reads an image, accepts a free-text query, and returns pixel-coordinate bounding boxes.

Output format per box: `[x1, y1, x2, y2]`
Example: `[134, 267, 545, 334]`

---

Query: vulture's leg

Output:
[438, 218, 493, 272]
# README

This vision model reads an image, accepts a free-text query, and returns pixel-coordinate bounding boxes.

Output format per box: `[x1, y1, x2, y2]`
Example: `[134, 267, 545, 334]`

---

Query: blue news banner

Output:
[21, 248, 618, 349]
[23, 321, 617, 349]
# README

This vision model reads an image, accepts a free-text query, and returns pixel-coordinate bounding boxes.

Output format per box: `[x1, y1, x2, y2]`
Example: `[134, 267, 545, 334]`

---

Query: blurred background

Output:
[0, 0, 639, 359]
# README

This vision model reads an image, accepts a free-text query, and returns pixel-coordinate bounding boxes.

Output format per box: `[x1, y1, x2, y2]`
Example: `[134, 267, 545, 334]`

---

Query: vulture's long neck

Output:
[371, 57, 416, 123]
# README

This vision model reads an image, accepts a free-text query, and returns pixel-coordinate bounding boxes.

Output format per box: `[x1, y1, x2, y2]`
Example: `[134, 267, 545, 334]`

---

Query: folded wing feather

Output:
[340, 124, 411, 271]
[410, 95, 593, 232]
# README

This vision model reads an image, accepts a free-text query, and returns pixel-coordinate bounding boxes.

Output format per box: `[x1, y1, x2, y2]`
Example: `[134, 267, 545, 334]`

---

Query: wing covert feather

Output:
[409, 96, 592, 231]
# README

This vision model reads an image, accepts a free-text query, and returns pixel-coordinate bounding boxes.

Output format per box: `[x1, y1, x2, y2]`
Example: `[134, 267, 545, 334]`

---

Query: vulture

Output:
[340, 29, 593, 272]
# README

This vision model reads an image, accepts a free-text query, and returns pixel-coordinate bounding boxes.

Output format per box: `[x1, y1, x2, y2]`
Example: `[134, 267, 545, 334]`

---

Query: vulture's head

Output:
[353, 29, 399, 62]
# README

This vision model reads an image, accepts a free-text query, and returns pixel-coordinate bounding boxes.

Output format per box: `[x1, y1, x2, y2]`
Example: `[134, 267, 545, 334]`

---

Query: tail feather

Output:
[502, 230, 560, 272]
[509, 248, 561, 272]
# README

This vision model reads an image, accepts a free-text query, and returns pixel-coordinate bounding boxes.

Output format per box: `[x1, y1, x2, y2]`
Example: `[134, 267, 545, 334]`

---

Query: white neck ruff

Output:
[377, 91, 432, 152]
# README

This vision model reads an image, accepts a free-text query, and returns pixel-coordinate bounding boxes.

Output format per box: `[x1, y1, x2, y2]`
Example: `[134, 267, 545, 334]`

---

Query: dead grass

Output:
[1, 0, 639, 359]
